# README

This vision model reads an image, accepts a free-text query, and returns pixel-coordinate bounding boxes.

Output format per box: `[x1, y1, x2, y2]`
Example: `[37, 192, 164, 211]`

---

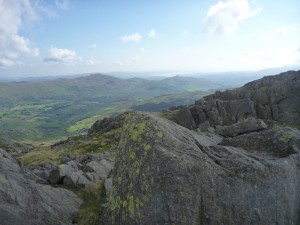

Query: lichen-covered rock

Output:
[103, 112, 300, 225]
[0, 148, 82, 225]
[221, 126, 300, 157]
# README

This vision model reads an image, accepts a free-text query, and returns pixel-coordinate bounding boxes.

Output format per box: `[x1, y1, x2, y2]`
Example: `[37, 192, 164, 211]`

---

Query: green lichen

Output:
[58, 164, 64, 170]
[127, 195, 135, 218]
[110, 196, 121, 210]
[278, 133, 293, 143]
[109, 113, 164, 222]
[117, 176, 122, 184]
[130, 122, 146, 142]
[0, 174, 6, 182]
[128, 151, 136, 161]
[157, 130, 163, 140]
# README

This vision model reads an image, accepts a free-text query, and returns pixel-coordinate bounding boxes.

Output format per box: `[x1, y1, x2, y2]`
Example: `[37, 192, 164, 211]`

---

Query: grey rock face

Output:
[85, 159, 113, 179]
[216, 117, 268, 137]
[47, 160, 95, 187]
[221, 127, 300, 158]
[46, 157, 114, 188]
[0, 138, 33, 155]
[63, 170, 92, 187]
[165, 70, 300, 130]
[171, 106, 197, 129]
[103, 112, 300, 225]
[89, 113, 126, 135]
[48, 161, 79, 184]
[0, 148, 82, 225]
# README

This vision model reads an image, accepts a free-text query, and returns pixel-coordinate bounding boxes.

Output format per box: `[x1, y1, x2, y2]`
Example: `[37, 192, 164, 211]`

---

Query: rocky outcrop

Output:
[163, 70, 300, 130]
[89, 113, 127, 135]
[44, 152, 114, 194]
[48, 160, 92, 187]
[0, 138, 33, 155]
[0, 148, 82, 225]
[215, 117, 268, 137]
[221, 126, 300, 158]
[103, 111, 300, 225]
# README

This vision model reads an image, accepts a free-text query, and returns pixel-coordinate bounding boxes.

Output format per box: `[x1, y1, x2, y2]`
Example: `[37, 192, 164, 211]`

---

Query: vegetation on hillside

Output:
[0, 74, 217, 142]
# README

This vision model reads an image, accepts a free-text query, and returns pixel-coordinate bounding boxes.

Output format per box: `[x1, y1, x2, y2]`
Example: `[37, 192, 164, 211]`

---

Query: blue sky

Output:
[0, 0, 299, 77]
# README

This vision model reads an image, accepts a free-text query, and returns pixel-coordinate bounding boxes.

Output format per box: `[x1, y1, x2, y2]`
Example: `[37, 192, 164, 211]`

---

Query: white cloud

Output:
[89, 43, 97, 48]
[147, 29, 156, 38]
[11, 35, 39, 56]
[140, 47, 144, 52]
[266, 26, 288, 40]
[204, 0, 262, 35]
[55, 0, 70, 10]
[120, 32, 142, 43]
[44, 47, 77, 63]
[0, 0, 39, 67]
[0, 58, 15, 67]
[182, 30, 191, 37]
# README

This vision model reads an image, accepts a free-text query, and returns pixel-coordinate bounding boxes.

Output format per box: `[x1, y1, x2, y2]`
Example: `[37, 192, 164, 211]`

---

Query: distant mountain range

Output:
[1, 64, 299, 84]
[1, 66, 299, 141]
[0, 74, 217, 106]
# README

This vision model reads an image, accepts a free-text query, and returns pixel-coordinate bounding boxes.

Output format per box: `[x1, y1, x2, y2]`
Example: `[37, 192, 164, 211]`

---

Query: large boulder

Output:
[47, 160, 92, 187]
[0, 148, 82, 225]
[48, 160, 80, 184]
[103, 112, 300, 225]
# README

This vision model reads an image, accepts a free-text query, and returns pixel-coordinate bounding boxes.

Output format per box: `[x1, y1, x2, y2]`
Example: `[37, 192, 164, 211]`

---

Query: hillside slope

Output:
[99, 70, 300, 224]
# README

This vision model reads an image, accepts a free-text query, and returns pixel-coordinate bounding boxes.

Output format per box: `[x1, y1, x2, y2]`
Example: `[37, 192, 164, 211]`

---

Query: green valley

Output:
[0, 73, 217, 141]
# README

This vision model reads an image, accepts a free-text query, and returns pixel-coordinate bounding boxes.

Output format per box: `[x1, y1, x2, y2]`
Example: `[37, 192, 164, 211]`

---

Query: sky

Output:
[0, 0, 300, 77]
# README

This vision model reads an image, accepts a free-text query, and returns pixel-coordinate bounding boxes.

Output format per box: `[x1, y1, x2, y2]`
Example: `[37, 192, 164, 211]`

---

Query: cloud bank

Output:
[44, 47, 76, 63]
[0, 0, 39, 67]
[204, 0, 262, 35]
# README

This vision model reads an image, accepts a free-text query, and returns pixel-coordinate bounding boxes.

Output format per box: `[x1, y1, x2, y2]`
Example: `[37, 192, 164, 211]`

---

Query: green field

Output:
[0, 100, 132, 141]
